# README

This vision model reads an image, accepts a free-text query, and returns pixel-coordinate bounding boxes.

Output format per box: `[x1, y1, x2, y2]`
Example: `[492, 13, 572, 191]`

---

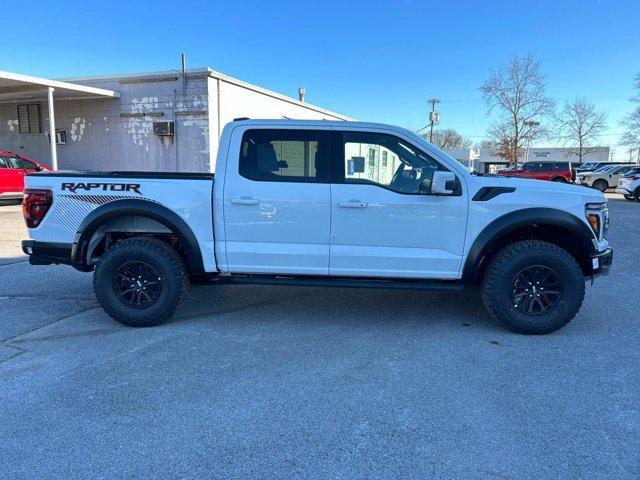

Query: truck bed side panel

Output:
[25, 173, 217, 272]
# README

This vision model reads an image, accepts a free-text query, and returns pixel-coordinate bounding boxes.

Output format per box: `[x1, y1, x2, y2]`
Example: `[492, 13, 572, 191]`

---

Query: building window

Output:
[368, 148, 376, 166]
[17, 104, 41, 134]
[382, 150, 388, 167]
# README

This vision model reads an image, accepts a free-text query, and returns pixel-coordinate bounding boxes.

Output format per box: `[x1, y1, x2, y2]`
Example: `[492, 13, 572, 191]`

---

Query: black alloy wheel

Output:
[510, 265, 563, 316]
[113, 261, 163, 309]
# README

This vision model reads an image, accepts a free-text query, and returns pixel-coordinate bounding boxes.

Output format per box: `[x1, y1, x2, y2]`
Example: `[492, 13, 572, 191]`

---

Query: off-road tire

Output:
[635, 188, 640, 202]
[592, 179, 608, 192]
[93, 237, 189, 327]
[551, 177, 566, 182]
[624, 194, 635, 201]
[481, 240, 585, 334]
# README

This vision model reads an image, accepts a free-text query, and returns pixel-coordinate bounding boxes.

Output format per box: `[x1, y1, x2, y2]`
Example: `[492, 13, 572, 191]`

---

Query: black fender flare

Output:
[71, 199, 205, 275]
[462, 207, 596, 283]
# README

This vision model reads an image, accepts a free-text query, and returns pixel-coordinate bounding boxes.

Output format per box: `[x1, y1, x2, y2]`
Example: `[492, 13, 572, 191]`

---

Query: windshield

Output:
[594, 165, 615, 172]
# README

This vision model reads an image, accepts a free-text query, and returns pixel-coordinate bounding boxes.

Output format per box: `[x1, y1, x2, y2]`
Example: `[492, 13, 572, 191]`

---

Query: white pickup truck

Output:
[21, 119, 612, 334]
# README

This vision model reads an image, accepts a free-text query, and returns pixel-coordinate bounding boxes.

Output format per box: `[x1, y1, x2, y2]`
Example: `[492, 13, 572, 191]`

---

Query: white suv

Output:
[616, 166, 640, 201]
[576, 164, 639, 192]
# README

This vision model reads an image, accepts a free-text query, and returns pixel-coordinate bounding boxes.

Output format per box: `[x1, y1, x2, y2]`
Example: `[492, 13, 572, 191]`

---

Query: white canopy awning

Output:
[0, 70, 120, 170]
[0, 70, 119, 101]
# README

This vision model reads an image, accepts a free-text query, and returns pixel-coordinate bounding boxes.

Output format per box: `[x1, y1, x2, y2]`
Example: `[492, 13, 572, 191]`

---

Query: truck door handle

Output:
[231, 197, 260, 205]
[338, 201, 368, 209]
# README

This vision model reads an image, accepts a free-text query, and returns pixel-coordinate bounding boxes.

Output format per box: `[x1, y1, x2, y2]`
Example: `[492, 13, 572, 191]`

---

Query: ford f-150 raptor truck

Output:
[21, 119, 613, 334]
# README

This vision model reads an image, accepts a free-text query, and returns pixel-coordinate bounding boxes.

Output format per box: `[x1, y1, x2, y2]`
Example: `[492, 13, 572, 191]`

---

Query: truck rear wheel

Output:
[481, 240, 585, 334]
[93, 237, 189, 327]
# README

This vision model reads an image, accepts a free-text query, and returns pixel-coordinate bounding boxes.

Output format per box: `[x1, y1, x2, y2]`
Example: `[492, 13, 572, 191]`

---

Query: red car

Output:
[0, 151, 50, 200]
[497, 161, 573, 182]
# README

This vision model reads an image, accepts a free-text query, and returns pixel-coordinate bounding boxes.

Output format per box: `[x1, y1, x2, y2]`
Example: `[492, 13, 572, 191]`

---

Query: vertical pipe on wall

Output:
[47, 86, 58, 170]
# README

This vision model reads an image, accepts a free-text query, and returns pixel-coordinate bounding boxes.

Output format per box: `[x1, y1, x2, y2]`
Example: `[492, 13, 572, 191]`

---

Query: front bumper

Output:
[576, 178, 593, 187]
[590, 247, 613, 278]
[21, 240, 88, 270]
[616, 187, 632, 195]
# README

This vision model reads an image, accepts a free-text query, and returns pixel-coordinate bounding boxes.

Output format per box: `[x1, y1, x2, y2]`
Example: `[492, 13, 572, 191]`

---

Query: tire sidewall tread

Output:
[481, 240, 585, 334]
[93, 237, 189, 327]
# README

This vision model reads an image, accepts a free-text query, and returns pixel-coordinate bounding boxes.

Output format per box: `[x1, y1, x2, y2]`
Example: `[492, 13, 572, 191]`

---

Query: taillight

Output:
[23, 189, 53, 228]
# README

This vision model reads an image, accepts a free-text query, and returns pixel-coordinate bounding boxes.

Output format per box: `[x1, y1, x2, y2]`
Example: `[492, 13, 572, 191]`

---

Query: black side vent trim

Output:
[472, 186, 516, 201]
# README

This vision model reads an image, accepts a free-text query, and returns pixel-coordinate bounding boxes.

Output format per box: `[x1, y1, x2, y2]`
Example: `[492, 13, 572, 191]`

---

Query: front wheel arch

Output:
[462, 208, 596, 284]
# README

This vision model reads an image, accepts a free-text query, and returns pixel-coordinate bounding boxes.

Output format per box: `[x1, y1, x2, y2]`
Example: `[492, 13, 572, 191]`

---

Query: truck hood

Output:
[469, 175, 606, 203]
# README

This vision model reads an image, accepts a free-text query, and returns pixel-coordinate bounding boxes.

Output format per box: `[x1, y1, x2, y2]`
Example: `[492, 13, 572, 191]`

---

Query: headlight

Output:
[585, 202, 608, 240]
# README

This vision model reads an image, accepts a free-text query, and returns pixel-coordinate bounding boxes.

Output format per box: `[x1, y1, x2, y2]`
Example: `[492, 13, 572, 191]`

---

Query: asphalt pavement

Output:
[0, 196, 638, 479]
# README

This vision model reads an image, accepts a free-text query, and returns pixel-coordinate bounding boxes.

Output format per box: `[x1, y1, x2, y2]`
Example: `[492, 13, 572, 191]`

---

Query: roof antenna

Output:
[298, 87, 305, 102]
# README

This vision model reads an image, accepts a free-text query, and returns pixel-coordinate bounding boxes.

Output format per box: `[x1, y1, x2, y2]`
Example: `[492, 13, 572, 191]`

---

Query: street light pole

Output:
[427, 98, 440, 143]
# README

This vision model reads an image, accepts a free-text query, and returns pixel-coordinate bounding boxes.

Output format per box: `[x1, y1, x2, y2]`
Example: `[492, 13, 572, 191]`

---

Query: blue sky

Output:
[2, 0, 639, 158]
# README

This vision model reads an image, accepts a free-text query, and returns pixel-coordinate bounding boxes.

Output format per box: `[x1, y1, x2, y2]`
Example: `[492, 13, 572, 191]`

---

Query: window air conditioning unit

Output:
[47, 130, 67, 145]
[153, 121, 174, 136]
[55, 130, 67, 145]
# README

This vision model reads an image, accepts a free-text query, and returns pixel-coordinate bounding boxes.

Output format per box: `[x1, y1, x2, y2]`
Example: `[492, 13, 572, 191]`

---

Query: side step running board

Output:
[208, 274, 465, 291]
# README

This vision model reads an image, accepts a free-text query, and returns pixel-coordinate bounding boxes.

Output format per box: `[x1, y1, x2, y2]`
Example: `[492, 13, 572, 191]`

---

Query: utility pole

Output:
[427, 98, 440, 143]
[522, 120, 540, 167]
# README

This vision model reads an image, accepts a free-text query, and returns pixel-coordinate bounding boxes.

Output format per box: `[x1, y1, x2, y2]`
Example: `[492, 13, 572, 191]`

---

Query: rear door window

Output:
[539, 163, 553, 171]
[239, 129, 330, 183]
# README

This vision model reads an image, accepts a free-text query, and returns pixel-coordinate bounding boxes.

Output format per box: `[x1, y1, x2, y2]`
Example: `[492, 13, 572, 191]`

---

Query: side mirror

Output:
[277, 160, 289, 169]
[431, 171, 459, 195]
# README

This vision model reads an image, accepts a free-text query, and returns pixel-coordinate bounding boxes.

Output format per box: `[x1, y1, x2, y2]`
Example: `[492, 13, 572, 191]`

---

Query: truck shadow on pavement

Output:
[172, 283, 496, 332]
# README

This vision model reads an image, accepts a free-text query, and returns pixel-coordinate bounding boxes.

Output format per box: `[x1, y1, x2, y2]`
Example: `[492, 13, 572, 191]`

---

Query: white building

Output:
[0, 68, 351, 172]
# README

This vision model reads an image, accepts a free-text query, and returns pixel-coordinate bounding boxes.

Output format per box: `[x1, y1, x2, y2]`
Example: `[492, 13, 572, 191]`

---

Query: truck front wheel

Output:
[481, 240, 585, 334]
[93, 237, 189, 327]
[592, 179, 608, 192]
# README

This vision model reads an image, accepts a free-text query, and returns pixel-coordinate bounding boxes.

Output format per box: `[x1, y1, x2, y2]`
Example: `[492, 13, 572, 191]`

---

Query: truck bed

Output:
[24, 170, 217, 273]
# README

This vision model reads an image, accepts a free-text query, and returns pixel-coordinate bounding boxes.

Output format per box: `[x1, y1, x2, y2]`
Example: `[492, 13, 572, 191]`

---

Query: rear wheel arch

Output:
[72, 199, 205, 275]
[462, 208, 596, 284]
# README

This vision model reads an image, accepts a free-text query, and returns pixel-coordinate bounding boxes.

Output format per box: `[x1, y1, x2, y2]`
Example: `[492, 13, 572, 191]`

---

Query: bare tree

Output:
[422, 128, 472, 150]
[479, 137, 523, 162]
[480, 53, 555, 164]
[555, 98, 607, 163]
[621, 73, 640, 151]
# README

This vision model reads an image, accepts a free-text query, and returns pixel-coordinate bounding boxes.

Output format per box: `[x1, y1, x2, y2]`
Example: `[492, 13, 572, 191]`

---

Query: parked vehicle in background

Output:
[575, 164, 638, 192]
[616, 167, 640, 201]
[0, 151, 50, 200]
[575, 162, 614, 174]
[21, 119, 613, 335]
[496, 161, 573, 182]
[575, 162, 636, 174]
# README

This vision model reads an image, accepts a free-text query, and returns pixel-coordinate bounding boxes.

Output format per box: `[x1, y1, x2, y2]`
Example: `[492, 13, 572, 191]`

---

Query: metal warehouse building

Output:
[0, 68, 350, 172]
